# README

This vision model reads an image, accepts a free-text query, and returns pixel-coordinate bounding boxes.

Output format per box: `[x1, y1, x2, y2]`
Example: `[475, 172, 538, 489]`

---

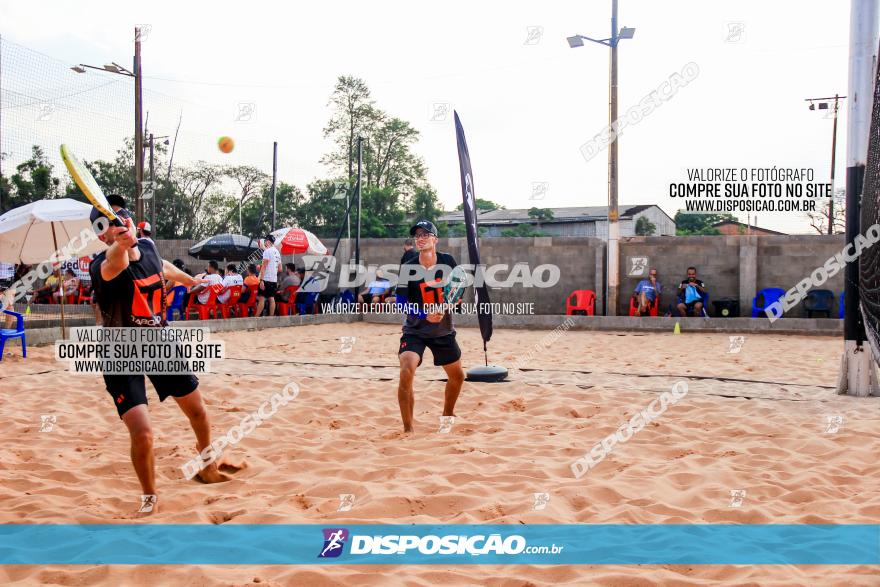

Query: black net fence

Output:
[860, 47, 880, 364]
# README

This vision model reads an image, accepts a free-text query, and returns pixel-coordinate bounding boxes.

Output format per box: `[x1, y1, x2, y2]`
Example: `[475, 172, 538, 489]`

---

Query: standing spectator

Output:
[632, 269, 662, 316]
[676, 267, 708, 317]
[218, 263, 243, 305]
[136, 221, 155, 245]
[256, 235, 281, 317]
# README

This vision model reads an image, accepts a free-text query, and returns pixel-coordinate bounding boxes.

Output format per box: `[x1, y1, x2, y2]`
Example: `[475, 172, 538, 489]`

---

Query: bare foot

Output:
[196, 463, 233, 484]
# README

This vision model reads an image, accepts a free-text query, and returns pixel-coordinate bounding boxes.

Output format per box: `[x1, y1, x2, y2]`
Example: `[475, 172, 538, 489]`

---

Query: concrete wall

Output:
[151, 235, 846, 318]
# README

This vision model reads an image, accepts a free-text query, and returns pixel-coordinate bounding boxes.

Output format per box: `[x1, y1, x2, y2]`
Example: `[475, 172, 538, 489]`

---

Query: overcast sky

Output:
[1, 0, 859, 233]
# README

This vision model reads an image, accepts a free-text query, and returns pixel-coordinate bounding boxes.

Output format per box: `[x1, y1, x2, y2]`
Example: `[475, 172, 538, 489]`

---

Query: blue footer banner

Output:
[1, 524, 878, 565]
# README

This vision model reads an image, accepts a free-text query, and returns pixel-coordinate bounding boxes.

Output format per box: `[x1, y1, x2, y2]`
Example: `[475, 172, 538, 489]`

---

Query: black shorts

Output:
[259, 281, 278, 298]
[104, 373, 199, 418]
[399, 332, 461, 366]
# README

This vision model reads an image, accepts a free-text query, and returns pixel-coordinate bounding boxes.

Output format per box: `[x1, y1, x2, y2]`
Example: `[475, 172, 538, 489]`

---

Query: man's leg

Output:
[441, 359, 465, 417]
[676, 302, 687, 317]
[255, 295, 266, 317]
[398, 351, 420, 432]
[174, 389, 230, 483]
[638, 292, 649, 314]
[694, 301, 704, 317]
[267, 296, 276, 316]
[121, 405, 157, 499]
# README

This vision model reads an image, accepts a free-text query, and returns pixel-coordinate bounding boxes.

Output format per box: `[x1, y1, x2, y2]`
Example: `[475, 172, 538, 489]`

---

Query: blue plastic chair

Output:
[296, 292, 320, 315]
[839, 292, 845, 319]
[804, 289, 834, 318]
[166, 286, 187, 321]
[0, 310, 26, 360]
[752, 288, 786, 318]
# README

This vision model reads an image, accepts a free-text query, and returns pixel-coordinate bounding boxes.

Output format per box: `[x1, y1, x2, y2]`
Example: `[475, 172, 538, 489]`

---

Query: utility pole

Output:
[355, 137, 363, 274]
[148, 132, 155, 231]
[806, 94, 846, 234]
[271, 141, 278, 232]
[607, 0, 620, 316]
[134, 27, 144, 222]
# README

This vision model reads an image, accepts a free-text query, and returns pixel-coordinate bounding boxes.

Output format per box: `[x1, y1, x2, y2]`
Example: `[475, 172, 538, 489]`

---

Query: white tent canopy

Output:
[0, 198, 107, 264]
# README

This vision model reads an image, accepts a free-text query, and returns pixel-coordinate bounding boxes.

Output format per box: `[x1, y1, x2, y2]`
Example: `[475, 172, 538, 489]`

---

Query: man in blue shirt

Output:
[633, 268, 662, 316]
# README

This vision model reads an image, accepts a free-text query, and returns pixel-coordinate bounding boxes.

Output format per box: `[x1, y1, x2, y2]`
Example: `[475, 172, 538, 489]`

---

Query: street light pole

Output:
[567, 0, 633, 316]
[607, 0, 620, 316]
[134, 27, 144, 222]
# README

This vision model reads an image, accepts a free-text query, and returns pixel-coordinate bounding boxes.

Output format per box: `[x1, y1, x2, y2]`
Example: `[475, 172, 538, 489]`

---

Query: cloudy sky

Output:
[1, 0, 859, 233]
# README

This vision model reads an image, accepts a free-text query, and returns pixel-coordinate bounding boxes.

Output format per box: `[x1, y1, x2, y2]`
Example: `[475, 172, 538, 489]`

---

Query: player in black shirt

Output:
[396, 220, 465, 433]
[89, 202, 231, 514]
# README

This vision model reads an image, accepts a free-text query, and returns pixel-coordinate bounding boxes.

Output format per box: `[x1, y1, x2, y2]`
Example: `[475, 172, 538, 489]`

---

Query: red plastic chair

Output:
[237, 286, 258, 317]
[565, 290, 596, 316]
[628, 294, 659, 317]
[219, 285, 243, 319]
[185, 283, 223, 320]
[276, 286, 300, 316]
[78, 284, 92, 304]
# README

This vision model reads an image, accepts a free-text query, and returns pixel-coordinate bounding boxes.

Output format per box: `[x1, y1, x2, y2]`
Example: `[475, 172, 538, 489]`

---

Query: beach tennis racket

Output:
[60, 144, 125, 228]
[443, 265, 468, 305]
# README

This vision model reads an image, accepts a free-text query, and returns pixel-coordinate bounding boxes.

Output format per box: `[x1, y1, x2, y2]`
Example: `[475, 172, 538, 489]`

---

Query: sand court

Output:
[1, 322, 879, 584]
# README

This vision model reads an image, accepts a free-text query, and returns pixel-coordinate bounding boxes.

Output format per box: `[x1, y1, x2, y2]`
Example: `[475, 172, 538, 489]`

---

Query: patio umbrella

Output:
[188, 233, 261, 261]
[269, 227, 327, 256]
[0, 198, 108, 336]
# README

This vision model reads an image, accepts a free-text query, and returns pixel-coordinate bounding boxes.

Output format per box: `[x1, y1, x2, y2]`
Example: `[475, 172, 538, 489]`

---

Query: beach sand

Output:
[1, 322, 879, 585]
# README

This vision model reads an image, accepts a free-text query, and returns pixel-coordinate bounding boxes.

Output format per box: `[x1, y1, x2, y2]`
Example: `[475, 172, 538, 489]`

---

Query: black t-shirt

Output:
[90, 239, 166, 327]
[678, 278, 706, 302]
[401, 251, 457, 338]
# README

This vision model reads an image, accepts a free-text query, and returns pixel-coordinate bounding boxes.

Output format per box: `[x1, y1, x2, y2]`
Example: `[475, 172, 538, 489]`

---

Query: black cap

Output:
[409, 219, 438, 236]
[89, 205, 130, 228]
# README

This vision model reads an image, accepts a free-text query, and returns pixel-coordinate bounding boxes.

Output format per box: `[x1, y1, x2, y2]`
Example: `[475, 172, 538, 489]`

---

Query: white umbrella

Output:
[0, 198, 106, 263]
[0, 198, 108, 336]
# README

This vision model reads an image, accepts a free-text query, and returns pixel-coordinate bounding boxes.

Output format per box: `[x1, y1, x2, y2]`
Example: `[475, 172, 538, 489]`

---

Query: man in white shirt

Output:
[219, 263, 244, 304]
[256, 234, 282, 317]
[190, 261, 223, 304]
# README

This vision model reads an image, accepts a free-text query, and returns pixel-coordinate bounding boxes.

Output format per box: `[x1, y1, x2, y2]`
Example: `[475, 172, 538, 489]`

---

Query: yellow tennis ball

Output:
[218, 136, 235, 153]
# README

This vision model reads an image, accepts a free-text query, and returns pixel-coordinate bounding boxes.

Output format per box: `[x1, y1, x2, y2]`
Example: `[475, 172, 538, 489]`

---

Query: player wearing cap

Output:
[89, 199, 231, 514]
[396, 220, 465, 433]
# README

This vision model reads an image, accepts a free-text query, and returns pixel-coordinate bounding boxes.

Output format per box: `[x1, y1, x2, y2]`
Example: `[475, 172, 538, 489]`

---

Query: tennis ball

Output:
[218, 136, 235, 153]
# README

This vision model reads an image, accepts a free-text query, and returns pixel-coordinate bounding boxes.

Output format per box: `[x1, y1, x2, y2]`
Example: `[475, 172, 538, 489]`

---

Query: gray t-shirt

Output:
[401, 251, 457, 338]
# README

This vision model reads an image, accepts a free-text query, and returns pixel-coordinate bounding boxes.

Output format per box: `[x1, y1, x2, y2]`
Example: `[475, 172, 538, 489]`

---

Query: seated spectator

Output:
[633, 269, 662, 316]
[240, 264, 260, 303]
[34, 272, 60, 304]
[676, 266, 708, 317]
[53, 269, 80, 301]
[165, 259, 190, 305]
[189, 261, 223, 304]
[276, 263, 302, 303]
[218, 263, 244, 305]
[358, 271, 392, 305]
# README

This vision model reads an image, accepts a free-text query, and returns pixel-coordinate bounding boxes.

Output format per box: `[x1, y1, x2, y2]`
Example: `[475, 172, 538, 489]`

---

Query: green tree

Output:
[322, 76, 378, 182]
[240, 181, 306, 237]
[7, 146, 60, 208]
[454, 198, 503, 212]
[635, 216, 657, 236]
[674, 211, 736, 235]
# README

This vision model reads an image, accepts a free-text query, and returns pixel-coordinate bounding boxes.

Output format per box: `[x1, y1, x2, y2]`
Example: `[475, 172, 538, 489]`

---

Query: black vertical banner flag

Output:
[454, 111, 493, 349]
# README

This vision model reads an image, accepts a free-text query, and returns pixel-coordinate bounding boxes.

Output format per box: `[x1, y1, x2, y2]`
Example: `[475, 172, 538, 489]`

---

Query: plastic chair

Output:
[185, 284, 223, 320]
[629, 294, 659, 317]
[166, 286, 187, 322]
[219, 285, 243, 318]
[0, 310, 26, 360]
[276, 286, 300, 316]
[78, 284, 92, 304]
[804, 289, 834, 318]
[752, 287, 786, 318]
[237, 286, 259, 317]
[296, 292, 320, 316]
[839, 292, 845, 319]
[566, 290, 596, 316]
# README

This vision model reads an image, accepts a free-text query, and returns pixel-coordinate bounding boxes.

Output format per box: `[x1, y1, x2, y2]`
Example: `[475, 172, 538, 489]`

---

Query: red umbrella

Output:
[269, 227, 328, 256]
